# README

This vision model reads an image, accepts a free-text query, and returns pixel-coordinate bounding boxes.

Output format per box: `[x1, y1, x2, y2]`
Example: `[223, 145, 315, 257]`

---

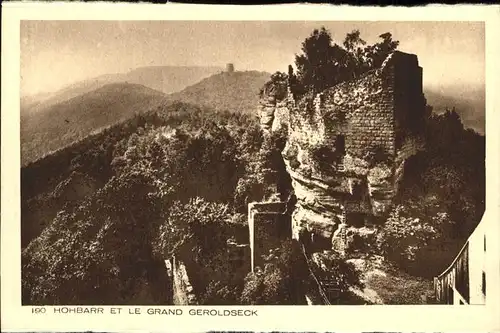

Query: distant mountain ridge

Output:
[423, 85, 485, 135]
[22, 65, 223, 115]
[125, 65, 224, 93]
[21, 82, 167, 165]
[23, 65, 485, 135]
[20, 66, 484, 166]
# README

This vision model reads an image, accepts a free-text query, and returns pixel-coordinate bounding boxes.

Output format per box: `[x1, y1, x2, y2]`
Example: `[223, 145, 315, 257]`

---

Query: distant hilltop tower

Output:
[226, 63, 235, 73]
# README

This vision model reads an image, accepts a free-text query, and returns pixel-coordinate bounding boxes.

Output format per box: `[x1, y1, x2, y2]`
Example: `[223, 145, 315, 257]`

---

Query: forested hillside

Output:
[424, 86, 485, 135]
[21, 83, 166, 165]
[22, 101, 294, 305]
[167, 71, 271, 114]
[21, 70, 269, 165]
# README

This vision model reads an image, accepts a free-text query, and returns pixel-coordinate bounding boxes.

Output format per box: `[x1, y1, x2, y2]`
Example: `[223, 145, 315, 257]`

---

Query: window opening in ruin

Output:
[310, 233, 332, 252]
[335, 135, 346, 156]
[346, 212, 366, 228]
[351, 181, 364, 200]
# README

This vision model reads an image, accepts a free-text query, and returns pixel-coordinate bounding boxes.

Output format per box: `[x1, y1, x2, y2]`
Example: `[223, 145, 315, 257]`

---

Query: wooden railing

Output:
[434, 240, 470, 304]
[434, 217, 486, 304]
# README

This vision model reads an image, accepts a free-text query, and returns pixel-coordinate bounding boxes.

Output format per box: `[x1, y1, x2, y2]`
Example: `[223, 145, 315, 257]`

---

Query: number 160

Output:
[32, 307, 46, 314]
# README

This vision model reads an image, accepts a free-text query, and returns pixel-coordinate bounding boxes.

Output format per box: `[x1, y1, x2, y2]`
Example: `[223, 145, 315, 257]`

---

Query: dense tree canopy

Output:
[22, 103, 272, 305]
[260, 27, 400, 102]
[281, 27, 399, 98]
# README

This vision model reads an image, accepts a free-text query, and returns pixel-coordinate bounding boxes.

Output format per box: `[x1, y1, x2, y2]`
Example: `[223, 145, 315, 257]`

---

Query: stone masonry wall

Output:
[393, 53, 426, 147]
[320, 61, 396, 159]
[248, 201, 291, 272]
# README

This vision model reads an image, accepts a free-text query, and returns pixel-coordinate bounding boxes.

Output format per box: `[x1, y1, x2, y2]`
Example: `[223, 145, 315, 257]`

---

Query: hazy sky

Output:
[21, 21, 484, 96]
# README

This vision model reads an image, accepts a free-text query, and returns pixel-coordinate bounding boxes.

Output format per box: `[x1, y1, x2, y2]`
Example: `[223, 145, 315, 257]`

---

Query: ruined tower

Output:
[226, 63, 235, 73]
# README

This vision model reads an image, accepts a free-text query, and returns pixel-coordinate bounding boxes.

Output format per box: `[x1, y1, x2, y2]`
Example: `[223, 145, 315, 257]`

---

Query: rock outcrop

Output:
[167, 257, 198, 305]
[259, 51, 429, 254]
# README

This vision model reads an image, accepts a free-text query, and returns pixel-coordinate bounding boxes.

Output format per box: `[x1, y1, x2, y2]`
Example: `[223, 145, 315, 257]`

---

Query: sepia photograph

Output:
[18, 19, 488, 307]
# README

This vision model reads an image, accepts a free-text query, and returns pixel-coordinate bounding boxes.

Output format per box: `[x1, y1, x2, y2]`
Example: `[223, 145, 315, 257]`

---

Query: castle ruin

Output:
[250, 51, 430, 262]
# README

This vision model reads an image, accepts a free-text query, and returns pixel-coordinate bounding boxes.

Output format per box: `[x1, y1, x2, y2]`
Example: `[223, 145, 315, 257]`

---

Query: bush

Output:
[240, 240, 309, 305]
[154, 197, 233, 261]
[376, 203, 456, 276]
[311, 251, 365, 294]
[260, 71, 289, 101]
[200, 280, 241, 305]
